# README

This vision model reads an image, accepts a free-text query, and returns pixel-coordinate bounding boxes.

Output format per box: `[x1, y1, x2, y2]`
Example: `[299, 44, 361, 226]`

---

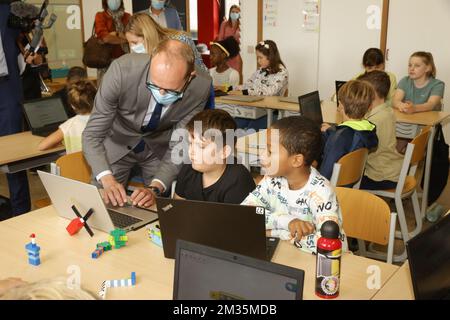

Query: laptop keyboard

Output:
[108, 210, 142, 229]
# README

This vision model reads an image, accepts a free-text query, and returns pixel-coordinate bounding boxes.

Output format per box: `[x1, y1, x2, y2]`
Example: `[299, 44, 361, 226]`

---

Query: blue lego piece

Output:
[25, 243, 40, 253]
[28, 257, 41, 266]
[131, 272, 136, 285]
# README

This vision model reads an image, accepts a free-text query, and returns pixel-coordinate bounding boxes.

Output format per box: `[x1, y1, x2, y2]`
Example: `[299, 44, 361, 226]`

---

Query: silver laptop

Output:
[219, 95, 264, 103]
[38, 171, 158, 233]
[278, 96, 299, 104]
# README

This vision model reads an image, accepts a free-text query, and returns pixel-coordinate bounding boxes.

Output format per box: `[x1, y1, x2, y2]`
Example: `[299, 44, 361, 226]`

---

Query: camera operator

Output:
[0, 0, 31, 219]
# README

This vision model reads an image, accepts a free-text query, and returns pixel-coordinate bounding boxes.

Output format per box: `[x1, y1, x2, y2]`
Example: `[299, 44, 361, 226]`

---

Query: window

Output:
[28, 0, 84, 73]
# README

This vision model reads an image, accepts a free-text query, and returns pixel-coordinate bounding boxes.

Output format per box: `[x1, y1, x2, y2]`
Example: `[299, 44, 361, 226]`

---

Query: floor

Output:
[1, 166, 449, 265]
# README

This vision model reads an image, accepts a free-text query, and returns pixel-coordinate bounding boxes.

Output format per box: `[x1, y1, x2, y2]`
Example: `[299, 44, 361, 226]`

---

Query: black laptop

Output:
[335, 80, 347, 107]
[406, 213, 450, 300]
[173, 239, 304, 300]
[23, 96, 69, 137]
[156, 198, 279, 261]
[298, 91, 323, 127]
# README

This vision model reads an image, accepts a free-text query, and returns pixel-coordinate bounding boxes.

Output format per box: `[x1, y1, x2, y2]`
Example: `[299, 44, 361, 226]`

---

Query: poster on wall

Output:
[263, 0, 278, 27]
[302, 0, 320, 32]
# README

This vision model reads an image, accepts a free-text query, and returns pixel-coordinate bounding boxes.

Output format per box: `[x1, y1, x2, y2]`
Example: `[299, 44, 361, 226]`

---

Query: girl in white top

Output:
[209, 36, 240, 92]
[235, 40, 288, 96]
[38, 80, 97, 154]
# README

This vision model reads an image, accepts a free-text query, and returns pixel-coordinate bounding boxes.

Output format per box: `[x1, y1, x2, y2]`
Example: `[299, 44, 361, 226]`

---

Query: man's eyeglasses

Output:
[145, 67, 192, 96]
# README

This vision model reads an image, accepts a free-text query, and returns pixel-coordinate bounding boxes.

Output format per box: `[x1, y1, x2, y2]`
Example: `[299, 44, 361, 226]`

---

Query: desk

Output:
[0, 132, 65, 174]
[0, 206, 399, 300]
[44, 76, 97, 94]
[372, 262, 414, 300]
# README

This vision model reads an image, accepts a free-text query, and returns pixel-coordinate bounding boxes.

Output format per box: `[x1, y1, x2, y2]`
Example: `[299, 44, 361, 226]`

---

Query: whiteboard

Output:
[317, 0, 382, 99]
[262, 0, 320, 97]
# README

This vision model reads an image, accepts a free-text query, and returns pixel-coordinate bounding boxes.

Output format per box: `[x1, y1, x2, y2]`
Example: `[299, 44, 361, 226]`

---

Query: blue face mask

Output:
[131, 43, 147, 54]
[149, 87, 183, 105]
[107, 0, 121, 11]
[151, 0, 166, 10]
[230, 12, 240, 21]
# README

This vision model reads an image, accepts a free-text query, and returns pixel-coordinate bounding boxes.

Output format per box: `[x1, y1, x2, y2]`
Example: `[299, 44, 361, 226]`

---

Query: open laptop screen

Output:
[23, 96, 68, 129]
[407, 214, 450, 300]
[298, 91, 323, 126]
[174, 240, 304, 300]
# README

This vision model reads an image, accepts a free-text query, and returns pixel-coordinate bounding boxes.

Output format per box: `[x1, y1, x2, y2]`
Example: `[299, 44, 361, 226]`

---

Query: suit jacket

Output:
[82, 53, 211, 188]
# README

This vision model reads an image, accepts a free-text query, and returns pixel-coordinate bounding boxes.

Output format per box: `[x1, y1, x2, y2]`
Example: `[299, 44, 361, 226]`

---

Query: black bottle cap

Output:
[320, 221, 340, 239]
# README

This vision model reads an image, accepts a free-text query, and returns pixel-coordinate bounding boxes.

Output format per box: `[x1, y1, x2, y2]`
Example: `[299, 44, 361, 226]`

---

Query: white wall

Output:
[239, 0, 258, 83]
[263, 0, 320, 96]
[385, 0, 450, 141]
[81, 0, 133, 77]
[317, 0, 382, 99]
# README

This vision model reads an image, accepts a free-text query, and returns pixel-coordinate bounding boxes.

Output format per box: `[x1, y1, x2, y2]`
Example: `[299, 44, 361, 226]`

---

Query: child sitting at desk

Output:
[319, 80, 378, 180]
[353, 48, 397, 106]
[393, 51, 445, 114]
[38, 80, 97, 154]
[358, 71, 404, 190]
[231, 40, 289, 130]
[174, 109, 255, 204]
[242, 117, 347, 254]
[209, 37, 240, 93]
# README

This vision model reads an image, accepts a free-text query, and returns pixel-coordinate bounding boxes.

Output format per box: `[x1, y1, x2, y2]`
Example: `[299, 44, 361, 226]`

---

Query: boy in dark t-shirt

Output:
[174, 110, 255, 204]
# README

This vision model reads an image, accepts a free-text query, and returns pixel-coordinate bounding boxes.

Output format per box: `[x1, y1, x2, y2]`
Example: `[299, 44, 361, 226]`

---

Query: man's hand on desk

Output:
[130, 181, 164, 208]
[100, 174, 128, 207]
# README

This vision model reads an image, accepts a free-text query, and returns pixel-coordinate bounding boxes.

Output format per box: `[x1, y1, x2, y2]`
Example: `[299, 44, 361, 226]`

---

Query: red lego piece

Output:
[66, 218, 84, 236]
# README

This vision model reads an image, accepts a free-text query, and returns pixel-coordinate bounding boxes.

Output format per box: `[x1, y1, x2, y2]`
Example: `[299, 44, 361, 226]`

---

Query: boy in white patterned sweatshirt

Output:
[242, 116, 347, 254]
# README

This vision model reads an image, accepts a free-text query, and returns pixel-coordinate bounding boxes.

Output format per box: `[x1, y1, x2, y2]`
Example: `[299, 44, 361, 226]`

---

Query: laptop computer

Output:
[156, 198, 279, 260]
[406, 213, 450, 300]
[335, 81, 347, 106]
[173, 239, 304, 300]
[23, 96, 69, 137]
[278, 96, 299, 104]
[219, 95, 264, 103]
[38, 171, 158, 233]
[298, 91, 323, 126]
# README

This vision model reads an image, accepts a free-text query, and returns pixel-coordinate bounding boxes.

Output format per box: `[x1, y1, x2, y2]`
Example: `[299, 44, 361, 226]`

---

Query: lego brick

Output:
[25, 243, 40, 253]
[28, 258, 41, 266]
[131, 272, 136, 286]
[66, 218, 84, 236]
[97, 242, 112, 251]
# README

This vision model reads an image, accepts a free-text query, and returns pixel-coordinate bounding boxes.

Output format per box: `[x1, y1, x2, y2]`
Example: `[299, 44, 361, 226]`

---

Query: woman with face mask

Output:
[218, 5, 243, 83]
[138, 0, 183, 30]
[95, 0, 131, 85]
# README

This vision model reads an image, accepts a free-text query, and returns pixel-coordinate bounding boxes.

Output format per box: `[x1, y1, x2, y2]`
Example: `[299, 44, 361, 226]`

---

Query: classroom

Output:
[0, 0, 449, 303]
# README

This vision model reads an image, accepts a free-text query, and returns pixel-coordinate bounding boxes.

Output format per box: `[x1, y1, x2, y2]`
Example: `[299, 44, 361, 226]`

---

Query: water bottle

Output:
[315, 220, 342, 299]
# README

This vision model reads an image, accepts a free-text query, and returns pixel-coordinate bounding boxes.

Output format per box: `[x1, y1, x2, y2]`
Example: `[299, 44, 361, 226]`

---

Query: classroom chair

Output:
[363, 128, 431, 262]
[330, 148, 369, 188]
[336, 187, 397, 264]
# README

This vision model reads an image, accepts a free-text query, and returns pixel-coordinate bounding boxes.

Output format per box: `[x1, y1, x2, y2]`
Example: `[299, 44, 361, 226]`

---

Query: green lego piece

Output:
[97, 242, 112, 251]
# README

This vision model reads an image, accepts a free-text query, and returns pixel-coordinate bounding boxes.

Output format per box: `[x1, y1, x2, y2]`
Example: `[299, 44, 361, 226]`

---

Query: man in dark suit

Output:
[83, 39, 211, 208]
[0, 0, 31, 218]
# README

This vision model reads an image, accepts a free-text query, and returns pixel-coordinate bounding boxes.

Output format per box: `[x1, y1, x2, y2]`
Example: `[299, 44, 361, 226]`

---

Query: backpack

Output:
[421, 124, 449, 205]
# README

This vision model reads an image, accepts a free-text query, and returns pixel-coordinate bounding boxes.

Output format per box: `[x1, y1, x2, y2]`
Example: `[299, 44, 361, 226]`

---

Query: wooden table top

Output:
[0, 132, 64, 166]
[0, 206, 399, 300]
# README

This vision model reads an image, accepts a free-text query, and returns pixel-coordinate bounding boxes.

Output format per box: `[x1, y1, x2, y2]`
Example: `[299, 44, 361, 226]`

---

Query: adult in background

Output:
[139, 0, 183, 30]
[0, 1, 31, 218]
[95, 0, 130, 85]
[82, 39, 211, 208]
[218, 5, 242, 83]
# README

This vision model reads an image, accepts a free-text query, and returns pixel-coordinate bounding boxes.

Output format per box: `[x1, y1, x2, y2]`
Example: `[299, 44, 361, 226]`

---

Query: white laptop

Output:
[219, 95, 264, 103]
[38, 171, 158, 233]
